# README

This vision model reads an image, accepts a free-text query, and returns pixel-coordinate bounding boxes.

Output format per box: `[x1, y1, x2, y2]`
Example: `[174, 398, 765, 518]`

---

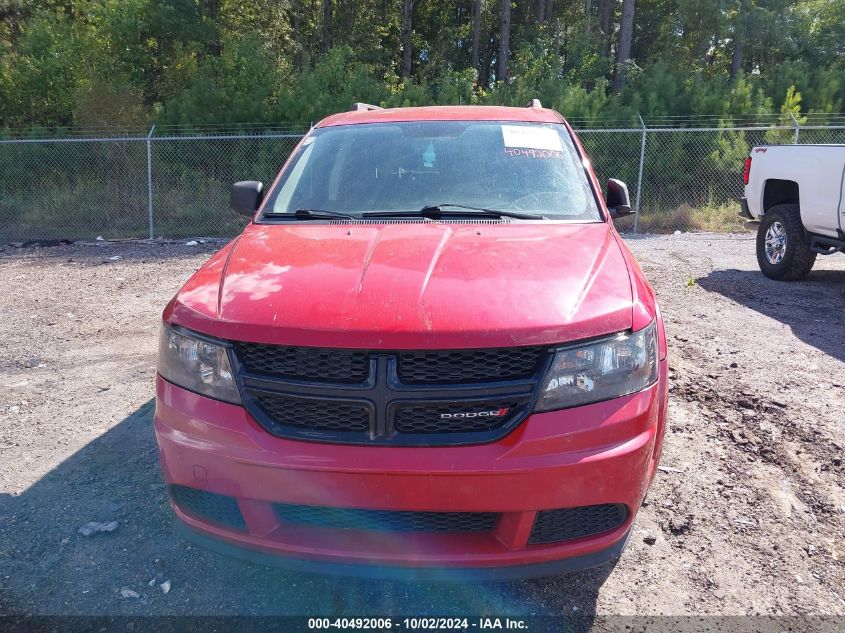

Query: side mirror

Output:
[230, 181, 264, 218]
[606, 178, 633, 218]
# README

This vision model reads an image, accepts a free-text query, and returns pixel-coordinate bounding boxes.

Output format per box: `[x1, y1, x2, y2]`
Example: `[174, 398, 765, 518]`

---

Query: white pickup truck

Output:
[741, 144, 845, 280]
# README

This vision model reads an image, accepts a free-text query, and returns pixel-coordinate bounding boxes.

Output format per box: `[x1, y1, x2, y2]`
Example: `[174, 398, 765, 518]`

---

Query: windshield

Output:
[261, 121, 601, 221]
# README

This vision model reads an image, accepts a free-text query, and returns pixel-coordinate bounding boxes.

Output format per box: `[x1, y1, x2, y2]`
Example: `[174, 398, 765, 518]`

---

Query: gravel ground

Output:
[0, 233, 843, 619]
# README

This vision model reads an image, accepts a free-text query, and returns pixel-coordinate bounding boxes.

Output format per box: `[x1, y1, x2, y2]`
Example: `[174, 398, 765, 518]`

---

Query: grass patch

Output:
[625, 202, 751, 234]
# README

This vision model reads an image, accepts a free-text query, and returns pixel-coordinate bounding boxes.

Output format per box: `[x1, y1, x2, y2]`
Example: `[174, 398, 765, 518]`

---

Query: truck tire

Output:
[756, 204, 816, 280]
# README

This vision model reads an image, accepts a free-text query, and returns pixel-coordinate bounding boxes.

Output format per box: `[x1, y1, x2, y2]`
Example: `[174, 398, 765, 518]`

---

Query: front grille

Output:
[236, 343, 370, 384]
[252, 393, 370, 433]
[274, 503, 498, 533]
[528, 504, 628, 545]
[169, 485, 246, 530]
[397, 347, 545, 384]
[233, 343, 550, 446]
[395, 401, 520, 434]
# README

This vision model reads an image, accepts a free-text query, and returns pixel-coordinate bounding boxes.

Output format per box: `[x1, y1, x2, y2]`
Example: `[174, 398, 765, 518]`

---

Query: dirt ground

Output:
[0, 233, 843, 619]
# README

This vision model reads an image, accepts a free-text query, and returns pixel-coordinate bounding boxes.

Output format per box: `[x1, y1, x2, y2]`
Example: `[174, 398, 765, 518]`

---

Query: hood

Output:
[169, 222, 634, 349]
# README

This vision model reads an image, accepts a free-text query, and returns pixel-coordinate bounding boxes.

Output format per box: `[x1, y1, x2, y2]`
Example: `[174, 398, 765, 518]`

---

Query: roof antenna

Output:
[351, 103, 383, 112]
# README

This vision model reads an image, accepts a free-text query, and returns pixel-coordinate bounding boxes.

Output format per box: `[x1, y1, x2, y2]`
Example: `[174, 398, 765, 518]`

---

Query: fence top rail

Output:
[568, 113, 845, 127]
[574, 127, 648, 134]
[151, 133, 305, 141]
[0, 132, 308, 145]
[574, 124, 803, 133]
[0, 135, 151, 145]
[0, 122, 310, 140]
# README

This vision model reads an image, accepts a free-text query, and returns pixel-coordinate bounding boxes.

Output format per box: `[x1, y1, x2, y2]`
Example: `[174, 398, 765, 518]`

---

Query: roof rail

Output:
[526, 99, 542, 109]
[351, 103, 383, 112]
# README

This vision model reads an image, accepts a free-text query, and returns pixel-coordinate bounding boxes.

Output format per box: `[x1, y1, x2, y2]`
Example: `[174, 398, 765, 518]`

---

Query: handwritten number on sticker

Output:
[505, 148, 563, 159]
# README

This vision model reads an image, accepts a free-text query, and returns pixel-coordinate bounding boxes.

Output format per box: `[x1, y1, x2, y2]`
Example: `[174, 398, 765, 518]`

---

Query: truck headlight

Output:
[535, 322, 658, 411]
[158, 323, 241, 404]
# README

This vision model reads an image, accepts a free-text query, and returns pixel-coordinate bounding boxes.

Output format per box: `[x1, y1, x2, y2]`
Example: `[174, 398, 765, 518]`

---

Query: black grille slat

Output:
[274, 504, 498, 533]
[236, 343, 370, 384]
[528, 504, 627, 545]
[252, 393, 370, 433]
[169, 485, 246, 530]
[395, 401, 520, 434]
[397, 347, 545, 384]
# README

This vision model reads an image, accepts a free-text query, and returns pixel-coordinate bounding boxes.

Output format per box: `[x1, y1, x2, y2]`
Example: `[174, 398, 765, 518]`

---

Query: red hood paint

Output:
[167, 221, 637, 349]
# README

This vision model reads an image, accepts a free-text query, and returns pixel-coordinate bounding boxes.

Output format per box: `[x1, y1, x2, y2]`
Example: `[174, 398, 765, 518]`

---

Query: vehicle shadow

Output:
[0, 399, 613, 623]
[697, 268, 845, 364]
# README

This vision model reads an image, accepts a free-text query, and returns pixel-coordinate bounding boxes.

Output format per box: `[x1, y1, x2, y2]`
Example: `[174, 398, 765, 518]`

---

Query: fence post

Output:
[633, 114, 647, 234]
[146, 125, 156, 240]
[790, 112, 800, 144]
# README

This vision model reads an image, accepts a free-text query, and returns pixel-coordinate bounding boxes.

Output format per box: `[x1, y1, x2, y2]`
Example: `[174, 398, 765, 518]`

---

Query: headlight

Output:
[158, 323, 241, 404]
[535, 321, 658, 412]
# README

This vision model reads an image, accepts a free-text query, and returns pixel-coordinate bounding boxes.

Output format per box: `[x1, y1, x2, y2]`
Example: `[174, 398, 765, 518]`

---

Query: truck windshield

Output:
[261, 121, 601, 221]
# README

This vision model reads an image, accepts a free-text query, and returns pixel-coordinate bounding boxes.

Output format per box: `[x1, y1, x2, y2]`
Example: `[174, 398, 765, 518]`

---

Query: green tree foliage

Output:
[0, 9, 94, 126]
[0, 0, 843, 129]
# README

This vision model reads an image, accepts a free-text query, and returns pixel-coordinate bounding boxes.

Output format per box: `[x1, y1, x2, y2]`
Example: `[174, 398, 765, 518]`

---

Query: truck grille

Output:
[274, 503, 498, 533]
[232, 344, 550, 446]
[528, 504, 628, 545]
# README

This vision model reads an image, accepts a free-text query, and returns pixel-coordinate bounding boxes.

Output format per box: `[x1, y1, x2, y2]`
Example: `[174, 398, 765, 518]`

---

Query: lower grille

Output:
[169, 485, 246, 530]
[528, 504, 627, 545]
[252, 393, 370, 433]
[394, 401, 520, 434]
[274, 504, 498, 533]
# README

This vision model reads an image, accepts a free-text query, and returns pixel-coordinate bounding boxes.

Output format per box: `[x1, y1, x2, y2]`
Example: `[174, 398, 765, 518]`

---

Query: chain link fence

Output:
[2, 121, 844, 242]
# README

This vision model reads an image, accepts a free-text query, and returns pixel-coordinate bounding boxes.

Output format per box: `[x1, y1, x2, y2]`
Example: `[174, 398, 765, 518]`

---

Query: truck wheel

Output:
[756, 205, 816, 280]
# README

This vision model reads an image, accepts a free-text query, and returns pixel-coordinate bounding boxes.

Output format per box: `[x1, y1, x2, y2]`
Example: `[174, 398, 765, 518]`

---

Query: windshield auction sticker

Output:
[501, 125, 563, 152]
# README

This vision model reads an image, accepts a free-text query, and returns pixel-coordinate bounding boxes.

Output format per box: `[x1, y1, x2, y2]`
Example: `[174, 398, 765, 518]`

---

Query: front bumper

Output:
[154, 361, 667, 578]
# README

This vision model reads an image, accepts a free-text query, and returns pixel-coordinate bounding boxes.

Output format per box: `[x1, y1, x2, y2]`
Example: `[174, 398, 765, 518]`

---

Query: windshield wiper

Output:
[265, 209, 359, 220]
[363, 204, 546, 220]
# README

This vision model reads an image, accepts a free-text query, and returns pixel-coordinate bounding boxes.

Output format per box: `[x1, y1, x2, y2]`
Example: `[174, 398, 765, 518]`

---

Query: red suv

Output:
[155, 104, 668, 579]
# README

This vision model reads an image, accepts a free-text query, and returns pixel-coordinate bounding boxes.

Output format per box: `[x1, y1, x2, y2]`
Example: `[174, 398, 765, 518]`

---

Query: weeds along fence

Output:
[2, 119, 845, 241]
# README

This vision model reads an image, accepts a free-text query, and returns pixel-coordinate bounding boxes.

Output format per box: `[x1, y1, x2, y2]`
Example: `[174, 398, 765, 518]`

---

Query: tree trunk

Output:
[545, 0, 554, 23]
[400, 0, 413, 78]
[554, 17, 561, 53]
[611, 0, 635, 93]
[10, 6, 22, 43]
[482, 30, 496, 87]
[584, 0, 591, 33]
[338, 0, 353, 47]
[498, 0, 511, 83]
[535, 0, 544, 23]
[729, 0, 748, 80]
[471, 0, 483, 69]
[321, 0, 333, 53]
[598, 0, 613, 62]
[292, 2, 303, 70]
